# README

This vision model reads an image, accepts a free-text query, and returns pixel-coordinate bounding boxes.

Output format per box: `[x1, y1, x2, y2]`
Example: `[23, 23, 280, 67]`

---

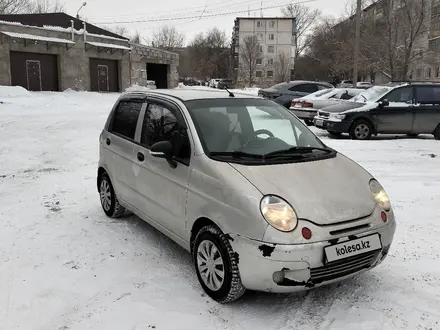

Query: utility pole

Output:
[353, 0, 362, 87]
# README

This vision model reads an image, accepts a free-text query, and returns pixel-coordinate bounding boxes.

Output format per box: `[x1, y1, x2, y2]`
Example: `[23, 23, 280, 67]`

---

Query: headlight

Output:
[330, 113, 346, 120]
[260, 195, 298, 232]
[369, 179, 391, 211]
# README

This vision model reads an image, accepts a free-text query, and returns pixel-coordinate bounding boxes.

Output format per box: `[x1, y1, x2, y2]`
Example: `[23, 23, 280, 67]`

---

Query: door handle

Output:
[105, 137, 111, 145]
[137, 152, 145, 162]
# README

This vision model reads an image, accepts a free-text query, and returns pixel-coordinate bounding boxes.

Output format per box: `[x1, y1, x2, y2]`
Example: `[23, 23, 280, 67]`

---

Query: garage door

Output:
[89, 58, 119, 92]
[10, 51, 59, 91]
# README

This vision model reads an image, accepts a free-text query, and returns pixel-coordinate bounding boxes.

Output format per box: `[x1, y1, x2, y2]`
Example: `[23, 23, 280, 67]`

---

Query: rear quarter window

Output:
[110, 100, 143, 140]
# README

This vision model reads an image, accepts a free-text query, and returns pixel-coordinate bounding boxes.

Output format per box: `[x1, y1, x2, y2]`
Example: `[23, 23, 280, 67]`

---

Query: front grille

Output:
[310, 251, 379, 284]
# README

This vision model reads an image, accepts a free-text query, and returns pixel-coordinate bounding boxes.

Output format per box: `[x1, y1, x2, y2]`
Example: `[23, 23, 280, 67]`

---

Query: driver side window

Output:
[141, 103, 191, 164]
[384, 87, 413, 104]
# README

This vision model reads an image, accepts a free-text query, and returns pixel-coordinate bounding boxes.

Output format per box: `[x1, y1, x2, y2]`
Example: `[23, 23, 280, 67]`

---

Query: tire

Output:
[327, 131, 342, 138]
[192, 225, 245, 303]
[304, 119, 314, 126]
[349, 119, 373, 140]
[98, 173, 126, 218]
[407, 133, 418, 137]
[434, 125, 440, 140]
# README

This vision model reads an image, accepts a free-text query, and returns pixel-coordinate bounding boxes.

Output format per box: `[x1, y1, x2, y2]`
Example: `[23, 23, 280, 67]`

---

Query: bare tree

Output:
[239, 35, 262, 87]
[29, 0, 64, 13]
[274, 51, 293, 82]
[0, 0, 32, 14]
[363, 0, 429, 80]
[130, 31, 142, 44]
[282, 4, 321, 59]
[152, 25, 185, 51]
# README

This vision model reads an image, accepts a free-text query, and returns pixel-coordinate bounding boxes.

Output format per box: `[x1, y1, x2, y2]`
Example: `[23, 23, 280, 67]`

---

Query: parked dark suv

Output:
[313, 82, 440, 140]
[258, 81, 334, 108]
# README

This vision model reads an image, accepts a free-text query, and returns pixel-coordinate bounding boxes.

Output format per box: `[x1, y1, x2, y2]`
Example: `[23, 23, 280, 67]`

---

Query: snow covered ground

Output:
[1, 86, 440, 330]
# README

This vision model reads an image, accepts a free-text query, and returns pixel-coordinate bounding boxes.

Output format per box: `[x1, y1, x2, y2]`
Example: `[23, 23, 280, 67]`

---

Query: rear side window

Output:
[415, 86, 440, 104]
[295, 84, 319, 93]
[110, 100, 142, 140]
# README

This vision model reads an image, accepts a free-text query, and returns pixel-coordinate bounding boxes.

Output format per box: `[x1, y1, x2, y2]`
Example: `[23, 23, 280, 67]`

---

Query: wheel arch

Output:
[190, 217, 222, 252]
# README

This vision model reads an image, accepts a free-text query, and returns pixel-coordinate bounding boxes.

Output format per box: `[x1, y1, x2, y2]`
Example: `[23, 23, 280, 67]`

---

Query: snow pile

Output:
[0, 85, 31, 98]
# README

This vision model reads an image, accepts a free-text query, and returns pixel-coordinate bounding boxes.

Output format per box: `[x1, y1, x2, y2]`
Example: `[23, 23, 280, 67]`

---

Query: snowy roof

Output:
[1, 31, 75, 44]
[86, 41, 130, 50]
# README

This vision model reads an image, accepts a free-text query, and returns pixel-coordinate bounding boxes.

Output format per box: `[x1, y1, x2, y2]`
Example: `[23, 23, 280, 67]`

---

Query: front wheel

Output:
[192, 225, 245, 303]
[327, 130, 342, 138]
[349, 120, 373, 140]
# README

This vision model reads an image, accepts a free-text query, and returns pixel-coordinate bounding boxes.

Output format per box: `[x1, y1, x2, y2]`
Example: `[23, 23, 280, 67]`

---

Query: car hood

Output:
[320, 102, 366, 113]
[229, 154, 376, 225]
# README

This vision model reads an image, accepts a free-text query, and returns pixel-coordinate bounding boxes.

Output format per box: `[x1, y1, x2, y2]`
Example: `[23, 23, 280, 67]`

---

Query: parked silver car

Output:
[97, 89, 396, 303]
[290, 88, 364, 126]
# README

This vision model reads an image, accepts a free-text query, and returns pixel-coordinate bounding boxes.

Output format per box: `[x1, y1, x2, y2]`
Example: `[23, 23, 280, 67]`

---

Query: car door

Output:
[103, 98, 144, 204]
[372, 86, 414, 134]
[412, 85, 440, 134]
[132, 98, 192, 240]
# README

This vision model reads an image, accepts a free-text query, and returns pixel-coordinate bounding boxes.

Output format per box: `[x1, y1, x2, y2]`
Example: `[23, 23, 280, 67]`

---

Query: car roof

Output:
[121, 88, 261, 101]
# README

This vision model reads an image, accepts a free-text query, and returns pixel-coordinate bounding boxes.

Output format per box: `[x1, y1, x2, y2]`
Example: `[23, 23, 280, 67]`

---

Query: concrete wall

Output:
[0, 21, 179, 91]
[130, 44, 179, 88]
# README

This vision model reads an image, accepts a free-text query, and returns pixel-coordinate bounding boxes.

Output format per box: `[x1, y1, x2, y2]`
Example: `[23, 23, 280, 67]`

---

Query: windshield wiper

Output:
[209, 151, 263, 159]
[264, 146, 333, 158]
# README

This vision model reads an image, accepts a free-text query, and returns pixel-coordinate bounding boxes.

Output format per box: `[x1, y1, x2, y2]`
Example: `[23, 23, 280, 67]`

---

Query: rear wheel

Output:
[304, 119, 314, 126]
[192, 225, 245, 303]
[350, 120, 373, 140]
[98, 173, 126, 218]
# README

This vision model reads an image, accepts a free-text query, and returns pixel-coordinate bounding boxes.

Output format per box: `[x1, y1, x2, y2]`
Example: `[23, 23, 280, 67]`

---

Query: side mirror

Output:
[150, 141, 177, 168]
[380, 99, 390, 107]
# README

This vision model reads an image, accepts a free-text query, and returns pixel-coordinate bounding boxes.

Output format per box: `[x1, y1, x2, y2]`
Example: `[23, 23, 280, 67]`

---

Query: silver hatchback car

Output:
[97, 89, 396, 303]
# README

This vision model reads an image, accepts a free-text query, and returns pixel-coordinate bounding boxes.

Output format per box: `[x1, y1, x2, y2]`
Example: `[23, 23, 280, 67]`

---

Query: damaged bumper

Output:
[228, 221, 396, 293]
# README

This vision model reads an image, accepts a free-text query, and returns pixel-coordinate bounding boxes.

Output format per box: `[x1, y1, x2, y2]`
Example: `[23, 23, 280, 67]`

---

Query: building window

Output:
[267, 71, 274, 78]
[258, 45, 263, 52]
[268, 45, 275, 53]
[257, 21, 262, 27]
[269, 21, 275, 28]
[268, 58, 274, 65]
[269, 34, 275, 40]
[256, 58, 262, 65]
[436, 66, 440, 78]
[256, 71, 262, 78]
[257, 33, 263, 41]
[426, 67, 432, 79]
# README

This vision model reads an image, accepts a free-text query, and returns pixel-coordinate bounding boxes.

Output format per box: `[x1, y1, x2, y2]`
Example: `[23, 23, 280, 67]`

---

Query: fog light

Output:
[272, 271, 285, 284]
[302, 227, 312, 240]
[381, 211, 387, 222]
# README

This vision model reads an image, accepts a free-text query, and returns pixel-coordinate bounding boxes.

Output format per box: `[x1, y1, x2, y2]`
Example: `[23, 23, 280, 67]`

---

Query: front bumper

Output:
[291, 108, 317, 120]
[313, 117, 351, 133]
[229, 220, 396, 293]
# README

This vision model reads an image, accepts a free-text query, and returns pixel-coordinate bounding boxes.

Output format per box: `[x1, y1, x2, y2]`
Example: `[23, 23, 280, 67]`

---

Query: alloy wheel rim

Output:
[100, 180, 112, 211]
[355, 124, 369, 139]
[197, 240, 225, 291]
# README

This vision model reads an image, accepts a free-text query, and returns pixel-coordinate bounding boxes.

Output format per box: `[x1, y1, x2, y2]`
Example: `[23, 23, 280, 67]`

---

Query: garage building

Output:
[0, 13, 179, 92]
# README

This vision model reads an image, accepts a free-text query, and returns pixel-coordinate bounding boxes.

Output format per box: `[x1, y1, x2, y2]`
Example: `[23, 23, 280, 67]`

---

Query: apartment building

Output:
[231, 17, 296, 86]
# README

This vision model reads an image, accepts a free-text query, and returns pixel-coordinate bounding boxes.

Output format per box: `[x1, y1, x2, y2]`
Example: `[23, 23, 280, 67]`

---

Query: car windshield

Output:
[185, 98, 332, 163]
[270, 82, 289, 90]
[353, 86, 392, 102]
[304, 88, 334, 98]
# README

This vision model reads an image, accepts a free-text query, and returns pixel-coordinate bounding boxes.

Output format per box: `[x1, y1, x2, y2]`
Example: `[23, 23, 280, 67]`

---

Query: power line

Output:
[95, 0, 316, 25]
[88, 0, 261, 21]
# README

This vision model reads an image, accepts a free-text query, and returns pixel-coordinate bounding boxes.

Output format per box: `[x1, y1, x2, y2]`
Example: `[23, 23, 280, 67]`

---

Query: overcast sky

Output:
[65, 0, 349, 44]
